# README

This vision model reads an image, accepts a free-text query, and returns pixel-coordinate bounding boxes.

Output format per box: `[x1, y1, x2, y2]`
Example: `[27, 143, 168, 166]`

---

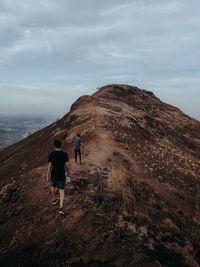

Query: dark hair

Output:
[77, 134, 80, 137]
[53, 140, 62, 148]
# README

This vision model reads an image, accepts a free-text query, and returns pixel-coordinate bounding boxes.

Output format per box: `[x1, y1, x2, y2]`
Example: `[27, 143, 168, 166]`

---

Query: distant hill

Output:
[0, 84, 200, 267]
[0, 117, 51, 150]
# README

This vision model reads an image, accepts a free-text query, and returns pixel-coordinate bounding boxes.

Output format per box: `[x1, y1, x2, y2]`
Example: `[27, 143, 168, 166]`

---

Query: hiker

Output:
[47, 139, 70, 215]
[73, 134, 84, 163]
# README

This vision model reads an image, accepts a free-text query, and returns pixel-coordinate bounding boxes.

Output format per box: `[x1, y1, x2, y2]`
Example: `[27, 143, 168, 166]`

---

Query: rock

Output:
[0, 181, 18, 203]
[68, 256, 82, 266]
[80, 254, 92, 264]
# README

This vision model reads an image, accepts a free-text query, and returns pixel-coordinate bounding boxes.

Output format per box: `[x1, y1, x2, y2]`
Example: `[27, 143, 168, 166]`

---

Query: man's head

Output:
[77, 134, 80, 138]
[53, 139, 62, 148]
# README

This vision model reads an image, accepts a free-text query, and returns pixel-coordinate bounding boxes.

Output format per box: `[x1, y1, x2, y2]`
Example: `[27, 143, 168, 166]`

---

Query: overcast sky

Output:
[0, 0, 200, 120]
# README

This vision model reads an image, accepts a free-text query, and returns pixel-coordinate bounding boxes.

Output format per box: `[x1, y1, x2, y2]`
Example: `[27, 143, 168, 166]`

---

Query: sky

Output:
[0, 0, 200, 120]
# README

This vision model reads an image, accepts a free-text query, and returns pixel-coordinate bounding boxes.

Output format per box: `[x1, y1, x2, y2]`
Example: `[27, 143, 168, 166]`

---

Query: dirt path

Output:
[82, 106, 117, 165]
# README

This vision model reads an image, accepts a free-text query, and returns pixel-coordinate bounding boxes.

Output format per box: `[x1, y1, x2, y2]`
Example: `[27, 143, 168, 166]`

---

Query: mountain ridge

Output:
[0, 84, 200, 267]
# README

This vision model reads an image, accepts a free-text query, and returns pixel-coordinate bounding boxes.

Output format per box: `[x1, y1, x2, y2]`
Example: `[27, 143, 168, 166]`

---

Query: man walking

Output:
[47, 140, 70, 215]
[73, 134, 84, 164]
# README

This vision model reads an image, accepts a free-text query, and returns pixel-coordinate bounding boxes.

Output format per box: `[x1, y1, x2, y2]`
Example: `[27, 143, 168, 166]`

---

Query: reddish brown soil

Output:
[0, 84, 200, 267]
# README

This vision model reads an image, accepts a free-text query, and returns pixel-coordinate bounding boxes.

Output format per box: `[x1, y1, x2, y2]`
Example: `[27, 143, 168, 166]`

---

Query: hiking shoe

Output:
[52, 199, 59, 205]
[58, 208, 65, 215]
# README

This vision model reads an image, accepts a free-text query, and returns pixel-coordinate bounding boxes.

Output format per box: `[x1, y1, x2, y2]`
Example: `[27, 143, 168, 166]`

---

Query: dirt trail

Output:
[81, 106, 117, 165]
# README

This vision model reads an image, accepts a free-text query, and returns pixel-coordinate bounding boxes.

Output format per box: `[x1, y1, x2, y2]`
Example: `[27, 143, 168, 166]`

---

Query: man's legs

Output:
[75, 150, 78, 163]
[59, 189, 65, 209]
[58, 180, 65, 214]
[78, 149, 81, 163]
[51, 186, 56, 200]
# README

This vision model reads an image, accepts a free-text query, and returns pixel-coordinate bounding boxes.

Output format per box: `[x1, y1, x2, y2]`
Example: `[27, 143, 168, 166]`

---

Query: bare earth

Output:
[0, 84, 200, 267]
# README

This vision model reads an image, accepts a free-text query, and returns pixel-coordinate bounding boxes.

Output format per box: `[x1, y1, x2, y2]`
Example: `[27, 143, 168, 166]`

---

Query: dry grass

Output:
[108, 167, 127, 202]
[108, 167, 143, 215]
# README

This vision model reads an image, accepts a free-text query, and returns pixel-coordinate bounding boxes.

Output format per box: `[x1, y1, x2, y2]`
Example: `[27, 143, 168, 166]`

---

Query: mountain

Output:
[0, 116, 52, 150]
[0, 84, 200, 267]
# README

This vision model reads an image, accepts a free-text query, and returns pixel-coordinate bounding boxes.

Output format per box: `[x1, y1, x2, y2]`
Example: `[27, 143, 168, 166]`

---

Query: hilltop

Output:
[0, 84, 200, 267]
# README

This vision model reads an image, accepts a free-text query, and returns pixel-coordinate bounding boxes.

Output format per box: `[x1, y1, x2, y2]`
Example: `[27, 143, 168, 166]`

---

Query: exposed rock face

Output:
[0, 84, 200, 267]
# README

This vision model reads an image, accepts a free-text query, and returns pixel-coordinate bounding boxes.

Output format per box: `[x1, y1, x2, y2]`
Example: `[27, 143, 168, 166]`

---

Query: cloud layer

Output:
[0, 0, 199, 119]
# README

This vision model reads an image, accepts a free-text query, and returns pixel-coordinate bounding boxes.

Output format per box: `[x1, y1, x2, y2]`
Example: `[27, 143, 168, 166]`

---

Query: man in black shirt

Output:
[47, 140, 70, 215]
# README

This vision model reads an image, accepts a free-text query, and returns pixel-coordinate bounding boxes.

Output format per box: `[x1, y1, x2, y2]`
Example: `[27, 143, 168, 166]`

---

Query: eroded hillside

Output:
[0, 84, 200, 267]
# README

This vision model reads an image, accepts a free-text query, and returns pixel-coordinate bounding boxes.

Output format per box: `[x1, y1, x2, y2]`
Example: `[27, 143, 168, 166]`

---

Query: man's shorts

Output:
[51, 179, 66, 189]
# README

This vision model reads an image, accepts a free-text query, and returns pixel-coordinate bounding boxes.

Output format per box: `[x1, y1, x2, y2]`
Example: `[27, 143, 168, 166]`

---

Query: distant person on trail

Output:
[47, 140, 70, 215]
[73, 134, 84, 164]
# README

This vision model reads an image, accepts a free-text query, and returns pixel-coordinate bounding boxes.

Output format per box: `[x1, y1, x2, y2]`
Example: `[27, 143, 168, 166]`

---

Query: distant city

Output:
[0, 115, 53, 150]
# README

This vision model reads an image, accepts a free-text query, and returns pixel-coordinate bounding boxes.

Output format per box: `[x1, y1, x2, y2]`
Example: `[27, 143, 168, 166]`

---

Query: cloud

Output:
[0, 0, 199, 119]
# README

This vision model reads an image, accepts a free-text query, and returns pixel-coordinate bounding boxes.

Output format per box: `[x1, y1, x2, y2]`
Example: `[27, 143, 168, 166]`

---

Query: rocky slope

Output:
[0, 84, 200, 267]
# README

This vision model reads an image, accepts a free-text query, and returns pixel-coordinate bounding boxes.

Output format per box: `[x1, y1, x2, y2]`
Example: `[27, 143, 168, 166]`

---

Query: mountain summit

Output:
[0, 84, 200, 267]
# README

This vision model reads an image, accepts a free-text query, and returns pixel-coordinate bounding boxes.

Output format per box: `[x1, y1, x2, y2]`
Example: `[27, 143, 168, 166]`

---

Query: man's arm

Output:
[46, 162, 52, 181]
[65, 162, 70, 177]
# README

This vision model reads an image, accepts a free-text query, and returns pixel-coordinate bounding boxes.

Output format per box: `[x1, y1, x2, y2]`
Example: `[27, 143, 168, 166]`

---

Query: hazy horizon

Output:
[0, 84, 200, 121]
[0, 0, 200, 120]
